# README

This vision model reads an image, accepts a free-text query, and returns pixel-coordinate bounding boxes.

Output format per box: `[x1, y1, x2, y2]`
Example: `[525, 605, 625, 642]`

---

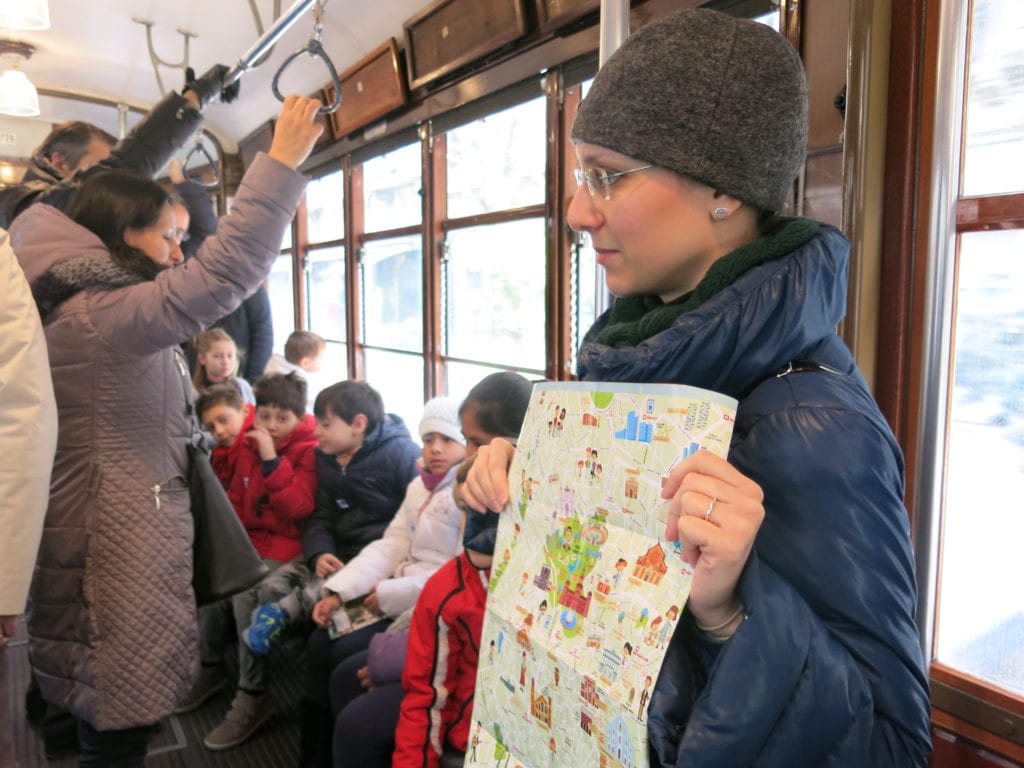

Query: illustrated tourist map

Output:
[466, 382, 738, 768]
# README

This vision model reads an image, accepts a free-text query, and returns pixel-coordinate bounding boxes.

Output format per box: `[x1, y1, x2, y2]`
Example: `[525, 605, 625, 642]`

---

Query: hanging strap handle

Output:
[271, 1, 342, 114]
[184, 135, 221, 188]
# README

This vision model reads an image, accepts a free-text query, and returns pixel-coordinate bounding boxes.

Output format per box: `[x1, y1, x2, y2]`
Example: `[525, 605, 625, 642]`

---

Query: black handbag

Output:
[175, 350, 268, 606]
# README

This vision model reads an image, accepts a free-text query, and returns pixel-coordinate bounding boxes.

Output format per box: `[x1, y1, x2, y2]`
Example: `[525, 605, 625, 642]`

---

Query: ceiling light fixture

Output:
[0, 41, 40, 117]
[0, 0, 50, 31]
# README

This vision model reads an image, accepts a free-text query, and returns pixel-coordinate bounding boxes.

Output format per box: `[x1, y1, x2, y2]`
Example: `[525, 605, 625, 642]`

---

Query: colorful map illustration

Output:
[466, 382, 737, 768]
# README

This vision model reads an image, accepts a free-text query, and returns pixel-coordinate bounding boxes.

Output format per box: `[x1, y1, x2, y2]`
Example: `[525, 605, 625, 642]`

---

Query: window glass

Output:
[363, 144, 422, 232]
[318, 340, 347, 391]
[444, 219, 546, 371]
[937, 229, 1024, 696]
[363, 348, 425, 435]
[306, 169, 345, 243]
[447, 97, 546, 219]
[267, 253, 295, 355]
[362, 235, 423, 353]
[306, 245, 346, 343]
[445, 360, 538, 414]
[961, 0, 1024, 196]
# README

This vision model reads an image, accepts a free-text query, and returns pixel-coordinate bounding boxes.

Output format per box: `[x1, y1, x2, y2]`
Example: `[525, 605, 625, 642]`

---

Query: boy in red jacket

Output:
[196, 383, 254, 488]
[181, 372, 320, 752]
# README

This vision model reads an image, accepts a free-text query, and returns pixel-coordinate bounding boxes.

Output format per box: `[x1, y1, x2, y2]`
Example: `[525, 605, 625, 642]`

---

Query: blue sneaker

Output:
[244, 603, 288, 656]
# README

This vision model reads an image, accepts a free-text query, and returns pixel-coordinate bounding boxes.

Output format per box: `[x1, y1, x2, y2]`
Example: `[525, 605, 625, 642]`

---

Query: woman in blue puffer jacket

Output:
[463, 8, 931, 767]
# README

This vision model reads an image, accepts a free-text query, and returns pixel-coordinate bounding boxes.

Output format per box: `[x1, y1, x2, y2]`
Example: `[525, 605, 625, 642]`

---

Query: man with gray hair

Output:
[0, 63, 239, 229]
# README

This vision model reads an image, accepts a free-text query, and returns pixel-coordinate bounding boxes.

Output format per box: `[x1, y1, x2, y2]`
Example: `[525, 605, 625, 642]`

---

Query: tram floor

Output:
[2, 618, 307, 768]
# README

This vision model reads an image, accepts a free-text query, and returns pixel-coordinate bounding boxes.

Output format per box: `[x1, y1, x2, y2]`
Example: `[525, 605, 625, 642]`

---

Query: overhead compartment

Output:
[403, 0, 531, 90]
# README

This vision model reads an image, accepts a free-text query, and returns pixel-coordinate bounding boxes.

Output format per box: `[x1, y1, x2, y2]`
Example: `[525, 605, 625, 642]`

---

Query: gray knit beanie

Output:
[572, 9, 808, 212]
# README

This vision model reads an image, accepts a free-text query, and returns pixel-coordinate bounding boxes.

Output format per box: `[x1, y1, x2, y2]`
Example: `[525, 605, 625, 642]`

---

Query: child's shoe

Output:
[243, 602, 288, 655]
[203, 690, 272, 750]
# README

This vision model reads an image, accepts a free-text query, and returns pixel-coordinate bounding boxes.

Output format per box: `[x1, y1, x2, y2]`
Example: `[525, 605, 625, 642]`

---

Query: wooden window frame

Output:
[876, 0, 1024, 761]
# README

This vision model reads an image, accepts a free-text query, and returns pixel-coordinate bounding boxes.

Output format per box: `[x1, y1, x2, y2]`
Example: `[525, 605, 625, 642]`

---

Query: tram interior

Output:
[0, 0, 1022, 766]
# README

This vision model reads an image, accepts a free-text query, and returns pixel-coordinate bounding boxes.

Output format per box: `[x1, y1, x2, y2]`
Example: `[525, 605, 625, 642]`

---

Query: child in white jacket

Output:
[314, 396, 467, 623]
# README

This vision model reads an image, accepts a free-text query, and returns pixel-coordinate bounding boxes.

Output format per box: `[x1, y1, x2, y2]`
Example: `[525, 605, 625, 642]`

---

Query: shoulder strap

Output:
[743, 358, 844, 400]
[772, 359, 844, 379]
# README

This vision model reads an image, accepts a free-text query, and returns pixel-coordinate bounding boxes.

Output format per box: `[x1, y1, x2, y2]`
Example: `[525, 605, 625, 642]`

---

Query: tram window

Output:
[361, 235, 424, 428]
[363, 144, 422, 231]
[362, 236, 423, 353]
[443, 219, 546, 372]
[364, 348, 425, 435]
[938, 230, 1024, 696]
[930, 0, 1024, 706]
[446, 97, 546, 219]
[445, 360, 528, 406]
[306, 169, 345, 243]
[268, 253, 295, 355]
[960, 2, 1024, 197]
[305, 245, 347, 382]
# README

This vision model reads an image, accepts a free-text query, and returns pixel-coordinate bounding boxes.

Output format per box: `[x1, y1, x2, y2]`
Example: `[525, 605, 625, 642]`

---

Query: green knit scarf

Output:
[595, 217, 820, 348]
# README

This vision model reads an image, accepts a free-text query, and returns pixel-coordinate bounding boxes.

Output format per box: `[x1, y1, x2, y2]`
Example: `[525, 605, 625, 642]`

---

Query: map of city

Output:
[466, 382, 737, 768]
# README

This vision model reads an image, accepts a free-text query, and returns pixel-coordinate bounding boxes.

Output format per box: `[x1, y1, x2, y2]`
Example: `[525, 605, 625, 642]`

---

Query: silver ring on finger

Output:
[704, 496, 717, 523]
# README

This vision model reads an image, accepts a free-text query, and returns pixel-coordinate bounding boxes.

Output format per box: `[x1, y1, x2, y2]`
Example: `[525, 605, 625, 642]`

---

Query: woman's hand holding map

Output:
[662, 451, 765, 639]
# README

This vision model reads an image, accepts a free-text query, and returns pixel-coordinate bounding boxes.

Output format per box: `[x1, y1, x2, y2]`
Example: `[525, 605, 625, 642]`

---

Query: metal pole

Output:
[223, 0, 316, 86]
[117, 103, 129, 139]
[598, 0, 630, 67]
[595, 0, 630, 316]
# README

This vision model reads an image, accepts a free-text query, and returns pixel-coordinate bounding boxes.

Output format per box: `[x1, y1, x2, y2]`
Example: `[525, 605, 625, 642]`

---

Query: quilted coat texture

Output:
[578, 223, 931, 766]
[9, 152, 307, 730]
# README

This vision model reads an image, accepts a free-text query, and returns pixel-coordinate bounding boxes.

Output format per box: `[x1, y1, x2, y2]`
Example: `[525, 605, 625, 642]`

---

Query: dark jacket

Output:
[302, 415, 420, 566]
[0, 92, 202, 229]
[10, 152, 307, 730]
[176, 178, 274, 380]
[214, 287, 273, 380]
[578, 223, 931, 767]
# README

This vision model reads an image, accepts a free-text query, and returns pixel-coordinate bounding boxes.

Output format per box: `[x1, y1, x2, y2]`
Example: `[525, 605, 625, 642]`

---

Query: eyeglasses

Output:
[573, 164, 653, 200]
[164, 227, 191, 245]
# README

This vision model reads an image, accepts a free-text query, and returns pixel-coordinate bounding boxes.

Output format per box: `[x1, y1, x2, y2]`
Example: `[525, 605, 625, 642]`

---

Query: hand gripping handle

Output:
[271, 38, 342, 115]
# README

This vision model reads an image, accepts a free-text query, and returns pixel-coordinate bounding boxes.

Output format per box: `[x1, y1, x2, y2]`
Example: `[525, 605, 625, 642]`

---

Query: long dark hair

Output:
[67, 170, 171, 280]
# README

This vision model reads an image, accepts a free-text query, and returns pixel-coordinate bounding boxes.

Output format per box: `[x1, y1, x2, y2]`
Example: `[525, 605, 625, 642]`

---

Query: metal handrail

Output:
[223, 0, 317, 87]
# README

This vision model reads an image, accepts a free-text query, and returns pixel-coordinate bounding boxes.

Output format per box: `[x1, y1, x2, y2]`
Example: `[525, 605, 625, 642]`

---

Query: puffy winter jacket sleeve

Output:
[394, 560, 461, 768]
[322, 478, 421, 605]
[86, 153, 305, 355]
[2, 93, 203, 227]
[174, 178, 217, 262]
[304, 479, 342, 565]
[376, 492, 463, 616]
[0, 232, 57, 616]
[649, 378, 931, 767]
[262, 442, 318, 523]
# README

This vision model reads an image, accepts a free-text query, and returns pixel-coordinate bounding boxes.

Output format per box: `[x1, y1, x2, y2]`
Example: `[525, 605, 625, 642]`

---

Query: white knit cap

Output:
[419, 397, 466, 445]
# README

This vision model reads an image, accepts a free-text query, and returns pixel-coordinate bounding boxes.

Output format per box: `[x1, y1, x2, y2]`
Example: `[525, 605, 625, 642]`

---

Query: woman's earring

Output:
[713, 207, 729, 220]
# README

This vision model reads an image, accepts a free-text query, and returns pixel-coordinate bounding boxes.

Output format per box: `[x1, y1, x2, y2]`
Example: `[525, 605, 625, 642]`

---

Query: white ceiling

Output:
[7, 0, 428, 154]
